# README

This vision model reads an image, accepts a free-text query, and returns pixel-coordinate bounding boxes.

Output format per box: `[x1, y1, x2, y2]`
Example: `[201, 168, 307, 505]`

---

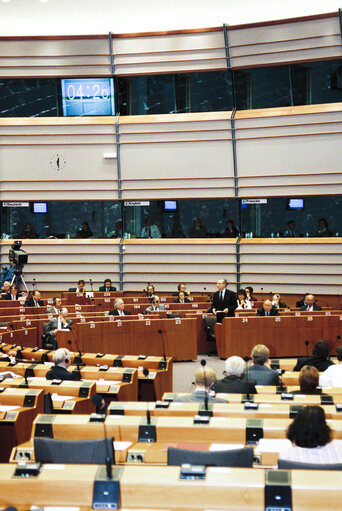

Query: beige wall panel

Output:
[125, 263, 236, 273]
[0, 38, 111, 77]
[241, 264, 342, 275]
[240, 241, 342, 254]
[0, 240, 120, 291]
[240, 273, 337, 285]
[123, 242, 236, 255]
[113, 30, 226, 74]
[124, 253, 235, 263]
[240, 253, 341, 264]
[229, 16, 342, 67]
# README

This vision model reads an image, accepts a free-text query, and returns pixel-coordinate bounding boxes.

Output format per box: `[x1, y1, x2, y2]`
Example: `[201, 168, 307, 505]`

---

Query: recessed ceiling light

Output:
[39, 0, 49, 2]
[1, 0, 11, 3]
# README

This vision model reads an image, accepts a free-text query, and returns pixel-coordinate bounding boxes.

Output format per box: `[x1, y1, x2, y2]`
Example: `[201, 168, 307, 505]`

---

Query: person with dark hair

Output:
[256, 299, 279, 317]
[278, 406, 342, 464]
[76, 279, 86, 294]
[245, 287, 257, 302]
[293, 340, 334, 372]
[172, 283, 190, 297]
[145, 284, 155, 298]
[174, 291, 190, 304]
[99, 278, 117, 292]
[316, 218, 332, 237]
[3, 284, 22, 300]
[141, 217, 161, 238]
[24, 290, 44, 307]
[211, 278, 237, 317]
[283, 220, 299, 238]
[320, 346, 342, 387]
[248, 344, 280, 386]
[223, 219, 239, 238]
[292, 366, 322, 395]
[300, 294, 322, 311]
[296, 293, 310, 308]
[46, 297, 62, 314]
[76, 221, 93, 238]
[189, 218, 207, 238]
[236, 289, 252, 310]
[20, 223, 39, 239]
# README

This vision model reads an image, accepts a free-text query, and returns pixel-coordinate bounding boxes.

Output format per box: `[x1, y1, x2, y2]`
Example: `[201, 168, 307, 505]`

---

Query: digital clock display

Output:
[61, 78, 115, 116]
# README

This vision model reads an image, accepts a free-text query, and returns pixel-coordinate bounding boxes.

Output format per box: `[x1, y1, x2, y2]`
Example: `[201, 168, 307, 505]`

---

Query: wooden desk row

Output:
[215, 315, 342, 358]
[1, 463, 341, 510]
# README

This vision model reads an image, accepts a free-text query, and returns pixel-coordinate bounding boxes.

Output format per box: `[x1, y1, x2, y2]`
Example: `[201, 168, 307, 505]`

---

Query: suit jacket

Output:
[46, 306, 61, 314]
[293, 356, 334, 372]
[211, 289, 237, 316]
[173, 298, 191, 303]
[99, 285, 117, 291]
[3, 292, 22, 300]
[145, 304, 166, 313]
[24, 297, 44, 307]
[45, 364, 81, 381]
[214, 375, 257, 394]
[300, 304, 322, 311]
[256, 307, 279, 316]
[46, 317, 72, 334]
[108, 309, 131, 316]
[248, 365, 280, 386]
[173, 390, 227, 403]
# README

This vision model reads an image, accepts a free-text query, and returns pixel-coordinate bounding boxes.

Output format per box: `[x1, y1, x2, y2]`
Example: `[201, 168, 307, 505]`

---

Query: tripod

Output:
[10, 266, 29, 293]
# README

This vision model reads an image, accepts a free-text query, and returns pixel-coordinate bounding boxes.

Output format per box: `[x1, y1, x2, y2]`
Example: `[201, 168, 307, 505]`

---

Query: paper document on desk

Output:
[51, 394, 74, 401]
[209, 443, 244, 451]
[0, 405, 20, 411]
[257, 439, 292, 452]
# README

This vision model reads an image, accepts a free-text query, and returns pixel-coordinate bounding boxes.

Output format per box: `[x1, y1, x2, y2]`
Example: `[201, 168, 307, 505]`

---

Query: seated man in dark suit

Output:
[300, 294, 322, 311]
[211, 278, 237, 317]
[173, 291, 191, 304]
[99, 278, 117, 292]
[214, 356, 257, 394]
[248, 344, 280, 386]
[293, 340, 334, 372]
[45, 308, 72, 348]
[173, 366, 227, 403]
[256, 299, 279, 317]
[45, 348, 81, 381]
[3, 284, 22, 301]
[109, 298, 131, 316]
[24, 290, 44, 307]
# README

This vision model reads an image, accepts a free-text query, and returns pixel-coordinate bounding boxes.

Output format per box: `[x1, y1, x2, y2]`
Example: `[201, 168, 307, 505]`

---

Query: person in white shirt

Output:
[140, 217, 161, 238]
[279, 405, 342, 465]
[236, 289, 252, 310]
[320, 346, 342, 388]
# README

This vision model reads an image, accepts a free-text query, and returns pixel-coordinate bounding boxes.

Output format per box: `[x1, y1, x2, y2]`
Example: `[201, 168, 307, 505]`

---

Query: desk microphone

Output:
[142, 369, 152, 423]
[304, 340, 309, 357]
[243, 356, 251, 401]
[260, 288, 264, 302]
[89, 278, 93, 293]
[67, 326, 83, 365]
[8, 324, 23, 361]
[158, 329, 167, 366]
[200, 359, 209, 411]
[67, 339, 81, 371]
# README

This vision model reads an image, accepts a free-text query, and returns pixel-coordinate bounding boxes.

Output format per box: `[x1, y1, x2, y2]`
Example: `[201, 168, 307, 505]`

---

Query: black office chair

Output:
[167, 446, 253, 467]
[278, 459, 342, 470]
[68, 287, 77, 292]
[34, 437, 115, 464]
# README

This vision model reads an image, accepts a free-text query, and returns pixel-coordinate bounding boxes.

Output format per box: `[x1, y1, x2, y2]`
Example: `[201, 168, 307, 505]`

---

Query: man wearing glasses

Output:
[144, 295, 166, 313]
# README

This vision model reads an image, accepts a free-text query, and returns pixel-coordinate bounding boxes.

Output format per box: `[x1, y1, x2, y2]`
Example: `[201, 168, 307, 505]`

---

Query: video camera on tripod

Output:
[8, 241, 28, 292]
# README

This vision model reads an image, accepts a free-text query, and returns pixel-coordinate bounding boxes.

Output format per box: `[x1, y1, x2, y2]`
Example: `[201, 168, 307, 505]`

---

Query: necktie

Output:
[148, 226, 151, 238]
[220, 291, 222, 300]
[267, 312, 269, 316]
[307, 306, 310, 311]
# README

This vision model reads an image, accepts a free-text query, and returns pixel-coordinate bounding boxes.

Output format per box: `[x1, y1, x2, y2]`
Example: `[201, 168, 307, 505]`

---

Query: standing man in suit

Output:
[45, 348, 81, 381]
[300, 294, 322, 311]
[211, 278, 237, 317]
[256, 299, 279, 316]
[173, 366, 227, 403]
[24, 290, 44, 307]
[144, 295, 166, 313]
[248, 344, 280, 386]
[109, 298, 131, 316]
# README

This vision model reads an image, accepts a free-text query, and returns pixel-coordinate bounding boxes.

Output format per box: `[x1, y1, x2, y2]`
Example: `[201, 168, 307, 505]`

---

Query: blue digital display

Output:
[61, 78, 115, 116]
[33, 202, 47, 213]
[287, 198, 304, 211]
[164, 200, 177, 211]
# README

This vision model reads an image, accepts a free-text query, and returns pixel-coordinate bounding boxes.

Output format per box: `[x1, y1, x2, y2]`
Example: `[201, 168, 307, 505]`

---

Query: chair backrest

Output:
[278, 458, 342, 470]
[34, 437, 115, 464]
[167, 446, 253, 467]
[68, 288, 76, 292]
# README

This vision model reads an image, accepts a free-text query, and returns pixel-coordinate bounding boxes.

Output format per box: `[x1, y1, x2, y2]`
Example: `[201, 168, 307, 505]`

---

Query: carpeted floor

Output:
[172, 354, 226, 393]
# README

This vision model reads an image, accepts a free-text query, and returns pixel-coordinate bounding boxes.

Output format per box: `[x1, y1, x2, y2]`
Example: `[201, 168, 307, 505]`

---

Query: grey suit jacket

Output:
[46, 317, 72, 334]
[145, 304, 166, 313]
[173, 390, 227, 403]
[247, 365, 280, 386]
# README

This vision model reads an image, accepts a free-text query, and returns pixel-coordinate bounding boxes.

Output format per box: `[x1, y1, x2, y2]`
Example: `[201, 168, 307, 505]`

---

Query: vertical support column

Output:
[339, 9, 342, 43]
[236, 236, 241, 292]
[119, 239, 124, 291]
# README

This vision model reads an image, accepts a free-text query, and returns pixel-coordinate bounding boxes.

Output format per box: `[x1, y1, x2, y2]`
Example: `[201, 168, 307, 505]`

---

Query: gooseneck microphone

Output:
[67, 326, 83, 365]
[243, 356, 251, 401]
[158, 329, 167, 363]
[200, 359, 209, 411]
[89, 278, 93, 293]
[143, 369, 151, 424]
[304, 340, 309, 357]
